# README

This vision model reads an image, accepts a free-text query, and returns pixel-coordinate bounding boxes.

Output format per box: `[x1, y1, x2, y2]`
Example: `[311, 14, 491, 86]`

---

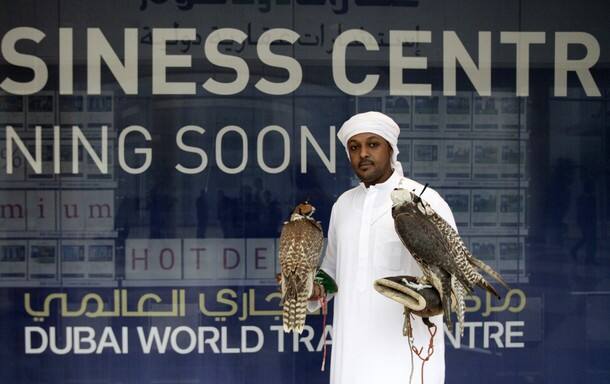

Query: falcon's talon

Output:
[402, 278, 432, 291]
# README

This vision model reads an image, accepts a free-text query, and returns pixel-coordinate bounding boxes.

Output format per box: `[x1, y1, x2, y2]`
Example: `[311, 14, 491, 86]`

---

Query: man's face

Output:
[347, 132, 393, 186]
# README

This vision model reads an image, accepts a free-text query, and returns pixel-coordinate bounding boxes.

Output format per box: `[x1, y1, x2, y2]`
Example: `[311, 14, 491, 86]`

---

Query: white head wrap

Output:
[337, 111, 403, 176]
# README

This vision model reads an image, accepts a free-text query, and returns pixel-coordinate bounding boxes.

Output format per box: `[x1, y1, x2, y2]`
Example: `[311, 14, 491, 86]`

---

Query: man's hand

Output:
[309, 283, 325, 301]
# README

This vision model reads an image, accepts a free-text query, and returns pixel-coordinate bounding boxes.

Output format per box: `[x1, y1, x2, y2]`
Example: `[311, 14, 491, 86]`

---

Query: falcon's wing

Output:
[393, 210, 471, 287]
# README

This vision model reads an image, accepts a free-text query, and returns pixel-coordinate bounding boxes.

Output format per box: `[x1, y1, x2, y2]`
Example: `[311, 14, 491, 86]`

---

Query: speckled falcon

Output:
[278, 201, 324, 334]
[390, 185, 509, 334]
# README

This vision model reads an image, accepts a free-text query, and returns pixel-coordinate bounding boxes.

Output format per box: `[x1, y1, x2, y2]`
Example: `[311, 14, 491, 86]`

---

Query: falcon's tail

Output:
[476, 277, 501, 299]
[450, 277, 466, 337]
[468, 256, 510, 291]
[282, 272, 314, 334]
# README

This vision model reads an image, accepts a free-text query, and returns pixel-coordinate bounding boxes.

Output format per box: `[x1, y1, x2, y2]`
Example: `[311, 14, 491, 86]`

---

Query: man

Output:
[310, 111, 457, 384]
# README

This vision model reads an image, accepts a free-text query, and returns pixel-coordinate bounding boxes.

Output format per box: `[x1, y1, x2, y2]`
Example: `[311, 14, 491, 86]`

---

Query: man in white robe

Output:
[310, 111, 456, 384]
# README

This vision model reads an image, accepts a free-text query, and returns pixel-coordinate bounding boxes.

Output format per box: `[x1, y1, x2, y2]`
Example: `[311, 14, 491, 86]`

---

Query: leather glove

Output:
[374, 275, 442, 318]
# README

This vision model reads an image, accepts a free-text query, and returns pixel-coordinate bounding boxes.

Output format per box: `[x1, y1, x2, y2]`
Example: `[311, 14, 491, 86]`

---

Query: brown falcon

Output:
[279, 201, 324, 334]
[390, 186, 509, 334]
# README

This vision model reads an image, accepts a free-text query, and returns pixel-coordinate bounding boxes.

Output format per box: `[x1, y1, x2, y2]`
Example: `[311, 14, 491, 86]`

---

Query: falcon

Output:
[278, 201, 324, 334]
[390, 186, 509, 333]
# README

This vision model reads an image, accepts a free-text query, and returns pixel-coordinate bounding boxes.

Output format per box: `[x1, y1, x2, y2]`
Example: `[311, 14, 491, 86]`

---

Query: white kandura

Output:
[309, 169, 458, 384]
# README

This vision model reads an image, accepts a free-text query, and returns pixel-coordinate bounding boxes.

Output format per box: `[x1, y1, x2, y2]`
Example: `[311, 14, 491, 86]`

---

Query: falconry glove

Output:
[374, 275, 442, 330]
[314, 269, 338, 296]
